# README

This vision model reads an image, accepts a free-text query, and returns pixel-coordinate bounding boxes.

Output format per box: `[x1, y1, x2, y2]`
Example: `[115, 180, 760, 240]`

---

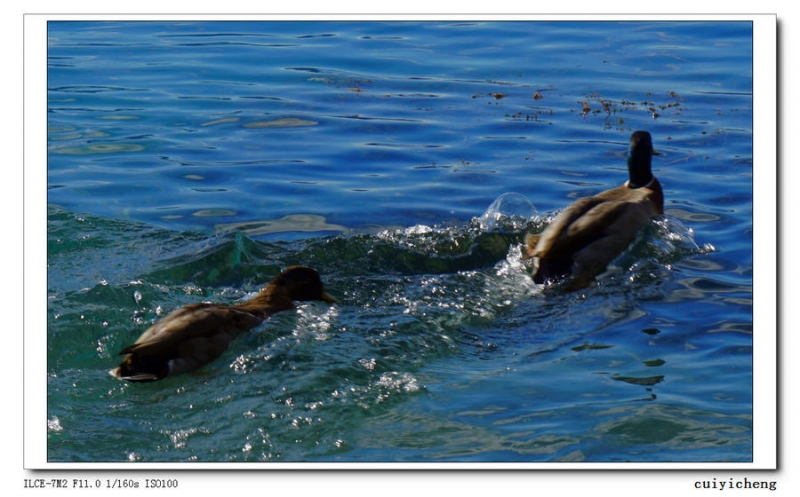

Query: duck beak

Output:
[321, 291, 337, 304]
[651, 149, 661, 156]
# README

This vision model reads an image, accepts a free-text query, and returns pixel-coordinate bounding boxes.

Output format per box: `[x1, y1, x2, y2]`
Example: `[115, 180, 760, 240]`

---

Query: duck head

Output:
[270, 266, 337, 304]
[627, 130, 659, 189]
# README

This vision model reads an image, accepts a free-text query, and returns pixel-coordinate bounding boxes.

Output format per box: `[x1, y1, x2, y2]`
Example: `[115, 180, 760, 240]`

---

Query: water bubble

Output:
[478, 192, 538, 232]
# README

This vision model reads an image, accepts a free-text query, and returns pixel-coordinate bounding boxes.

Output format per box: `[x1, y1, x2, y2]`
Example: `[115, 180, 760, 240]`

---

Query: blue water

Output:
[46, 21, 753, 463]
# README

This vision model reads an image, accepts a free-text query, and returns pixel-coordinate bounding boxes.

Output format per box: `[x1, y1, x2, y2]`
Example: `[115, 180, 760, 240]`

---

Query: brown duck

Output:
[524, 130, 663, 288]
[110, 266, 336, 382]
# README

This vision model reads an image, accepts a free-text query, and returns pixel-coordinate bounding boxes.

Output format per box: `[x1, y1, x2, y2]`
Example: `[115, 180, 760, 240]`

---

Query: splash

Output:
[648, 216, 716, 258]
[478, 192, 538, 232]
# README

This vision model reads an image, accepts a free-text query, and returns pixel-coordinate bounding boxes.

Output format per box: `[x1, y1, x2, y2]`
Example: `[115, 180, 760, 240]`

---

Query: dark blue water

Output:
[46, 21, 753, 463]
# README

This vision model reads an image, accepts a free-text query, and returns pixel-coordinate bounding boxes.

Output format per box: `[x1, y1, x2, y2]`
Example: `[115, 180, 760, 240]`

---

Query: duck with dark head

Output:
[110, 266, 336, 382]
[524, 130, 663, 289]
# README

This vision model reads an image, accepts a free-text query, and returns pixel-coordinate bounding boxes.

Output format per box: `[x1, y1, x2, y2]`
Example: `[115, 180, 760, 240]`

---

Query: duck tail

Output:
[111, 354, 168, 382]
[523, 233, 540, 260]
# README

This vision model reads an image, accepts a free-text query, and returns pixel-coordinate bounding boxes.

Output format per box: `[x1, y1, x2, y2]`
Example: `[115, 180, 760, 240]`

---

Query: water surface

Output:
[46, 20, 754, 463]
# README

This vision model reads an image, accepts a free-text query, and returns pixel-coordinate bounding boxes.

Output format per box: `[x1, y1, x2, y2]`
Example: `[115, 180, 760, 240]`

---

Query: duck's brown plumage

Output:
[110, 266, 336, 382]
[525, 131, 663, 289]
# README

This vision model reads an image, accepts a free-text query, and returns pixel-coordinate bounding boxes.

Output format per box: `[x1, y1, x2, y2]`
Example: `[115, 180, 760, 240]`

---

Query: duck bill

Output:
[651, 149, 661, 156]
[321, 291, 337, 304]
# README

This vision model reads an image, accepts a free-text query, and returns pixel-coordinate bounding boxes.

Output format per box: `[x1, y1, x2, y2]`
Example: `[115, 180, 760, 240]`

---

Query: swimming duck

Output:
[524, 130, 663, 289]
[110, 266, 336, 382]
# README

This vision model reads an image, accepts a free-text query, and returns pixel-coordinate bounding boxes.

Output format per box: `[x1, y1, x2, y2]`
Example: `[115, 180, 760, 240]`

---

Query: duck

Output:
[524, 130, 663, 289]
[110, 266, 336, 382]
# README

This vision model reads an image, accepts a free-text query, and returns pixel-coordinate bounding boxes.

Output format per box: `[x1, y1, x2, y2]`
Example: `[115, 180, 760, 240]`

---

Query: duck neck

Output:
[626, 152, 654, 189]
[233, 284, 293, 317]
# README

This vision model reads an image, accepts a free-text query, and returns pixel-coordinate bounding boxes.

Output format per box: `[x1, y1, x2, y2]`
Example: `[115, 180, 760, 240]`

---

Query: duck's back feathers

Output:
[526, 153, 663, 288]
[111, 303, 264, 381]
[119, 304, 263, 355]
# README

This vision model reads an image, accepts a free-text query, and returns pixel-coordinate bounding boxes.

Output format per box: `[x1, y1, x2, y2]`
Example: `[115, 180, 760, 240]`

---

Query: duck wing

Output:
[119, 303, 264, 360]
[530, 196, 617, 260]
[530, 188, 657, 284]
[567, 199, 653, 276]
[113, 303, 266, 381]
